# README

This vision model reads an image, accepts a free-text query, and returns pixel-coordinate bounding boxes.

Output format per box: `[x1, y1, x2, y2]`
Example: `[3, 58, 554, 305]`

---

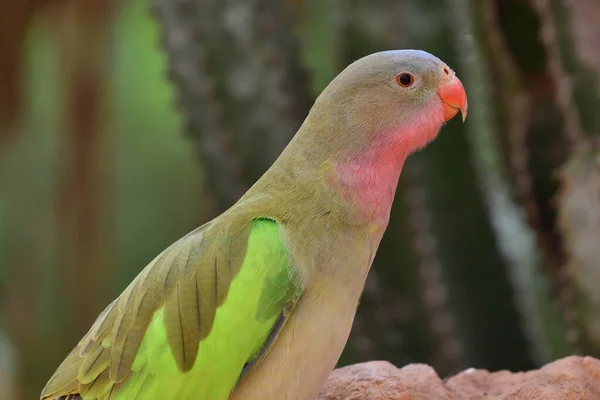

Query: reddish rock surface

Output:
[317, 356, 600, 400]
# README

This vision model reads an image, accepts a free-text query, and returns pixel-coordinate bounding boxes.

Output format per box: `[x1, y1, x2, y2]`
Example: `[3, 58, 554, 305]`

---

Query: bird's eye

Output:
[396, 73, 414, 87]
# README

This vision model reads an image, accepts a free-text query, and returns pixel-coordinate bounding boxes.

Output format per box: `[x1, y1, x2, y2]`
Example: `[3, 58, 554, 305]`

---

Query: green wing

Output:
[41, 217, 303, 400]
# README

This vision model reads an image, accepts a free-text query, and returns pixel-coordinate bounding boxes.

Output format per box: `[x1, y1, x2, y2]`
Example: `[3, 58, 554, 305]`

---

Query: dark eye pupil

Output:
[399, 73, 412, 85]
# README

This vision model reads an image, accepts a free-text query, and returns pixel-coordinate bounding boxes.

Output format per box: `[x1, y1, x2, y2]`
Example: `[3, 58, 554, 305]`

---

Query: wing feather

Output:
[78, 344, 110, 384]
[80, 299, 116, 356]
[79, 368, 110, 399]
[41, 216, 303, 400]
[43, 349, 82, 398]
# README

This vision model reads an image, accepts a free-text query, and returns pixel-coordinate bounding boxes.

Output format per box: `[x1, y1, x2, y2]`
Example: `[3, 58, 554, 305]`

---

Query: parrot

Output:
[41, 49, 467, 400]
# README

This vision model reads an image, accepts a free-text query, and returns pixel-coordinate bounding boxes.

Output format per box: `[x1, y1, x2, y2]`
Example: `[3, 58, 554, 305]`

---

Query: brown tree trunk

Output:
[54, 0, 116, 356]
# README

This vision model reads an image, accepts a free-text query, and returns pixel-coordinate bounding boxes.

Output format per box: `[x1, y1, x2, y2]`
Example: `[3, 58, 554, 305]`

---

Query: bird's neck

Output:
[328, 134, 405, 225]
[327, 112, 445, 226]
[246, 99, 444, 229]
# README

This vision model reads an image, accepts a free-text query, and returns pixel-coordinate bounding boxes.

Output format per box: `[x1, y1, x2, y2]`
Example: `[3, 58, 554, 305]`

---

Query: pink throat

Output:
[330, 104, 445, 222]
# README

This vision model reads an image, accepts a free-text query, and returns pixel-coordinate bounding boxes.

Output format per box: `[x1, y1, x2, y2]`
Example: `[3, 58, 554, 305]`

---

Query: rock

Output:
[317, 356, 600, 400]
[447, 356, 600, 400]
[317, 361, 453, 400]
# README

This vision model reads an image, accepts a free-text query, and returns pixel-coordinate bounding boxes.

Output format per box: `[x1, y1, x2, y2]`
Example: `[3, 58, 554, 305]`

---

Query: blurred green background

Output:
[1, 0, 599, 398]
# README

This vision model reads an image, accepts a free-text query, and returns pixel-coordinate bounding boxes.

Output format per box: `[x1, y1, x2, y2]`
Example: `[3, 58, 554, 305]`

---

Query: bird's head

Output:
[314, 49, 467, 158]
[288, 49, 468, 218]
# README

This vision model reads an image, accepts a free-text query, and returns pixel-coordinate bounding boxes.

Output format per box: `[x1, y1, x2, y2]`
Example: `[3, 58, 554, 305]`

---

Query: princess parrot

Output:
[41, 49, 467, 400]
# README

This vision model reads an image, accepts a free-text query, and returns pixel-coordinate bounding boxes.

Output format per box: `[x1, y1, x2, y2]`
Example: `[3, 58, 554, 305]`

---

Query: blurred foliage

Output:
[1, 0, 600, 399]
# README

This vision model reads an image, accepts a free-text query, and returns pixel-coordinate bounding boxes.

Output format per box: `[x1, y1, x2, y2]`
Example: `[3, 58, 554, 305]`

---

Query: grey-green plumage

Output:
[42, 50, 467, 400]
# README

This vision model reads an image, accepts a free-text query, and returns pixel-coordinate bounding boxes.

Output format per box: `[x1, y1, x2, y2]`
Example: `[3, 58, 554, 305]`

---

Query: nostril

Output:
[443, 67, 449, 75]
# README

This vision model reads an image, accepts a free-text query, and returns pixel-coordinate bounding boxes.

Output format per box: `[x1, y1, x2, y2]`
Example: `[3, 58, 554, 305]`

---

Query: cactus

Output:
[556, 141, 600, 356]
[448, 0, 571, 365]
[151, 0, 312, 209]
[530, 0, 600, 358]
[150, 0, 247, 210]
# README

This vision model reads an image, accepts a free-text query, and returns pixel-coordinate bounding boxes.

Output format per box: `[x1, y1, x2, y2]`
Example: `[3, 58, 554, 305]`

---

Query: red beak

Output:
[438, 76, 468, 122]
